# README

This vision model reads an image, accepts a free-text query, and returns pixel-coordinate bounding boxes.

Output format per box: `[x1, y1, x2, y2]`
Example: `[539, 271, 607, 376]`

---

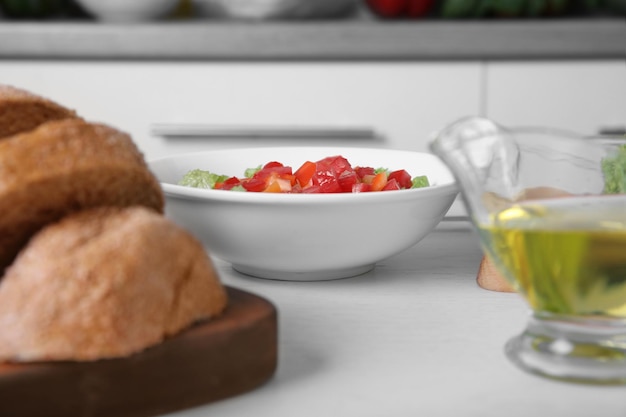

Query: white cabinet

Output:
[485, 60, 626, 135]
[0, 61, 482, 159]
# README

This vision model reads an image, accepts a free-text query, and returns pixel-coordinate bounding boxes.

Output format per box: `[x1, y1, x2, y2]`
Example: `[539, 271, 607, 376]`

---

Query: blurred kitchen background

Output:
[0, 0, 624, 162]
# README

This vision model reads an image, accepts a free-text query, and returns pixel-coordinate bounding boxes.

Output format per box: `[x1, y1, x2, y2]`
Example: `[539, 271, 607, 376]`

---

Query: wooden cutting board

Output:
[0, 286, 277, 417]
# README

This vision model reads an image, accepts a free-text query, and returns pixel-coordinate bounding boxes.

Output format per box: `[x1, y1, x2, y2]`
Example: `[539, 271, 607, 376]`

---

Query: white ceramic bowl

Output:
[193, 0, 357, 19]
[149, 147, 458, 281]
[75, 0, 179, 21]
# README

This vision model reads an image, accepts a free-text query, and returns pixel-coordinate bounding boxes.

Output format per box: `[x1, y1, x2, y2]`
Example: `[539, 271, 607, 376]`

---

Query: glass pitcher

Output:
[430, 116, 626, 384]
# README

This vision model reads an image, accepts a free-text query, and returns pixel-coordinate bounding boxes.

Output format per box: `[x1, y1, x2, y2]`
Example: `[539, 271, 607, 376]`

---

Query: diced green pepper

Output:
[411, 175, 430, 189]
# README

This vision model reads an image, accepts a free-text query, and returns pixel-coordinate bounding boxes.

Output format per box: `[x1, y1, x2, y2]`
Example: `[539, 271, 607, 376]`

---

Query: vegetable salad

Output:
[179, 155, 430, 194]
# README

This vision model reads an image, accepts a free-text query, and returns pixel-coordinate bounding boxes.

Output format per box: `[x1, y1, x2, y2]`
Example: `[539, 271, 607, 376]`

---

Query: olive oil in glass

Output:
[479, 195, 626, 384]
[480, 196, 626, 319]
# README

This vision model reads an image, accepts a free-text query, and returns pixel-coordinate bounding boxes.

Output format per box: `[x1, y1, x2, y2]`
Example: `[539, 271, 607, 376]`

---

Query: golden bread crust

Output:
[476, 255, 515, 293]
[0, 206, 227, 362]
[0, 118, 164, 272]
[0, 84, 79, 139]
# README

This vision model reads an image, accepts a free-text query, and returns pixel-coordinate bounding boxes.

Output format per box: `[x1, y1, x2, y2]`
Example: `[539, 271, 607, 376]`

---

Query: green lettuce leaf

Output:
[178, 169, 229, 189]
[244, 165, 262, 178]
[602, 144, 626, 194]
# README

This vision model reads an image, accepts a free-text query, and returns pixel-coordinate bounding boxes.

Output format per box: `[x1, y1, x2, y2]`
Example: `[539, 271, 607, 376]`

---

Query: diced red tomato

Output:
[352, 183, 372, 193]
[263, 161, 284, 169]
[254, 165, 292, 181]
[314, 156, 358, 192]
[382, 178, 401, 191]
[388, 169, 412, 189]
[317, 156, 352, 176]
[294, 161, 316, 187]
[312, 166, 342, 193]
[242, 177, 267, 192]
[216, 176, 241, 190]
[302, 185, 322, 194]
[244, 164, 295, 192]
[337, 170, 358, 192]
[355, 166, 376, 179]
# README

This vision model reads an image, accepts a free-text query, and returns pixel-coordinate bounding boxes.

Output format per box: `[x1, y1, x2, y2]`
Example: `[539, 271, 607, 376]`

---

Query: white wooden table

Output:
[167, 221, 626, 417]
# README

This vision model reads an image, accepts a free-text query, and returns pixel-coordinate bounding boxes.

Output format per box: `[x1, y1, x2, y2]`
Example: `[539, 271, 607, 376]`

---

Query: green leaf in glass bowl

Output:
[602, 144, 626, 195]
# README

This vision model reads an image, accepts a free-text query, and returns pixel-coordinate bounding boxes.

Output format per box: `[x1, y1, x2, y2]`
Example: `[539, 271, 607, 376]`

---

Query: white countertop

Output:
[167, 220, 626, 417]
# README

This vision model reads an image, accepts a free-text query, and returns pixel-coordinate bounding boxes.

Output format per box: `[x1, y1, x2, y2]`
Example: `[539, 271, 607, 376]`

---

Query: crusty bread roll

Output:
[0, 206, 227, 362]
[0, 84, 79, 139]
[0, 118, 164, 272]
[476, 256, 515, 292]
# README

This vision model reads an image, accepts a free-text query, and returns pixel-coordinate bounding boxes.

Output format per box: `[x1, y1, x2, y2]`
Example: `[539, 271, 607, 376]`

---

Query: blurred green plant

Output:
[0, 0, 87, 18]
[434, 0, 625, 18]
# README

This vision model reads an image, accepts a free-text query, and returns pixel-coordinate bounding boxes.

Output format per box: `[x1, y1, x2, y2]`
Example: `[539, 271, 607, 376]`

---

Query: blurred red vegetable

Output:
[365, 0, 436, 18]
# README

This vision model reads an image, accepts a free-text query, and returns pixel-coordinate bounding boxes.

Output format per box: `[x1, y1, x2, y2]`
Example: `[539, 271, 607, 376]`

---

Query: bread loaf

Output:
[0, 86, 228, 363]
[0, 118, 164, 272]
[476, 255, 515, 292]
[0, 206, 227, 362]
[0, 84, 78, 139]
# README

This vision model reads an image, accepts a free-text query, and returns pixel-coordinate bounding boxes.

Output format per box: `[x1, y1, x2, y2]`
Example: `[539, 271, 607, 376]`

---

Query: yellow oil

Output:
[479, 196, 626, 318]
